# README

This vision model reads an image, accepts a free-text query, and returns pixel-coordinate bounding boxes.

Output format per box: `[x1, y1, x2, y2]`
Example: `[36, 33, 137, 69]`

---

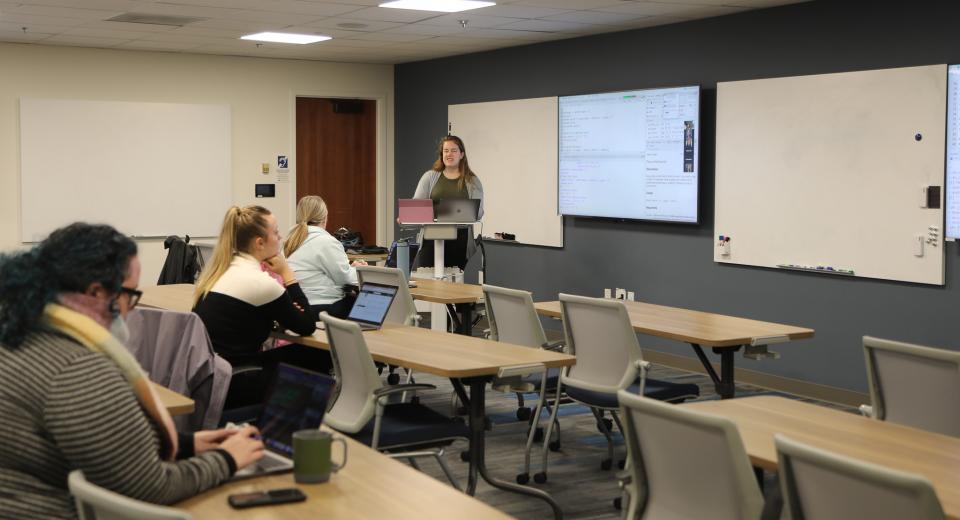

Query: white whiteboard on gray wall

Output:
[448, 97, 563, 248]
[714, 65, 946, 285]
[20, 98, 231, 242]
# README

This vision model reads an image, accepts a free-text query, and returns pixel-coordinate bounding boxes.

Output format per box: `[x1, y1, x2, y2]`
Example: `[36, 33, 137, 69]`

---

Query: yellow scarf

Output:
[43, 303, 178, 461]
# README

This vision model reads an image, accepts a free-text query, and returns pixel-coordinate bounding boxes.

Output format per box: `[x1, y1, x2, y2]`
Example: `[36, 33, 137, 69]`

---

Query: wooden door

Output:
[296, 98, 377, 246]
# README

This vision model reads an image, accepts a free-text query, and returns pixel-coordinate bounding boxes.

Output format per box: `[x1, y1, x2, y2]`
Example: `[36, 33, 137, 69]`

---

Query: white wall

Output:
[0, 43, 394, 284]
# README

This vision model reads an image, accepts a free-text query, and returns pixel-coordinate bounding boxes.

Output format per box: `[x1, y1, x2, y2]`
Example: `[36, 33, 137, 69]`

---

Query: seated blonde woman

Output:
[284, 195, 366, 320]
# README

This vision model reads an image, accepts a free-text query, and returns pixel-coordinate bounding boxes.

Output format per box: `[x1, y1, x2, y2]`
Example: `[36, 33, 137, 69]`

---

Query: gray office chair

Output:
[861, 335, 960, 436]
[319, 312, 468, 489]
[69, 470, 192, 520]
[617, 390, 763, 519]
[775, 434, 945, 520]
[539, 294, 699, 483]
[483, 284, 565, 484]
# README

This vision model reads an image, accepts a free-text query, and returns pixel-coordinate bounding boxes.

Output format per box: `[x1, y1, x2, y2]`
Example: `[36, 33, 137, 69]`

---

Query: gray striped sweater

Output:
[0, 330, 232, 519]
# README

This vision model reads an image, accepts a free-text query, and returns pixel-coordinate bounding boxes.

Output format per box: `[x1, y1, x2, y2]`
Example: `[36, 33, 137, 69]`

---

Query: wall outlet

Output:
[603, 288, 612, 299]
[615, 288, 626, 300]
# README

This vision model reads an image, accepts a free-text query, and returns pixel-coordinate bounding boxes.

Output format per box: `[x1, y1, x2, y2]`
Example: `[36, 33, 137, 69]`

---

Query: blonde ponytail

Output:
[193, 205, 271, 306]
[283, 196, 328, 258]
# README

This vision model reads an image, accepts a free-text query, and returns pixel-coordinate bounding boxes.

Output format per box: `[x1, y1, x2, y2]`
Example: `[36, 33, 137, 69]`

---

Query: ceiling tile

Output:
[418, 13, 521, 29]
[83, 20, 182, 33]
[497, 18, 595, 32]
[511, 0, 625, 9]
[597, 1, 748, 17]
[61, 26, 155, 38]
[0, 12, 90, 27]
[541, 10, 650, 25]
[11, 0, 142, 9]
[381, 22, 464, 36]
[42, 33, 131, 46]
[115, 39, 201, 50]
[474, 4, 570, 19]
[0, 30, 56, 42]
[2, 5, 121, 21]
[303, 17, 404, 32]
[342, 6, 443, 23]
[220, 9, 321, 25]
[340, 31, 432, 42]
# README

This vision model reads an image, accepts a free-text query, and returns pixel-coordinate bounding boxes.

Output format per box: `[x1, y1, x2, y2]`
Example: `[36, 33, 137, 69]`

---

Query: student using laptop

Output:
[0, 223, 264, 518]
[409, 135, 484, 269]
[284, 195, 367, 320]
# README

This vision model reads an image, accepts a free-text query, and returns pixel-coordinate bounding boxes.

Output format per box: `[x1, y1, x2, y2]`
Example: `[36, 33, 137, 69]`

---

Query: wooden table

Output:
[153, 382, 194, 416]
[276, 324, 576, 518]
[684, 396, 960, 518]
[140, 283, 194, 313]
[409, 278, 484, 335]
[534, 300, 813, 399]
[347, 252, 388, 264]
[177, 429, 511, 519]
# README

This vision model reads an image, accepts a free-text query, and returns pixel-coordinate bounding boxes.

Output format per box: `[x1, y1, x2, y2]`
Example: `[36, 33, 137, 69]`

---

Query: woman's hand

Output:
[351, 260, 368, 267]
[219, 426, 265, 469]
[193, 429, 235, 454]
[263, 255, 295, 283]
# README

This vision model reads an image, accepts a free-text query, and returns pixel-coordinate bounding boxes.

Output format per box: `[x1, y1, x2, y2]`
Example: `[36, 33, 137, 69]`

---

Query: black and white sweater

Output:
[193, 253, 316, 366]
[0, 331, 233, 519]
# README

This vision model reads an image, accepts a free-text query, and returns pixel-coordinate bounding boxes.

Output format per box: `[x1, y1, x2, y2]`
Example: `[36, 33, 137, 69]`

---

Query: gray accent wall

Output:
[394, 0, 960, 392]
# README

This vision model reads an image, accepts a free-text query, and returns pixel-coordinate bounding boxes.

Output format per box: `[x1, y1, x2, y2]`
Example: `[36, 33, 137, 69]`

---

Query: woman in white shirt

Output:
[284, 196, 366, 319]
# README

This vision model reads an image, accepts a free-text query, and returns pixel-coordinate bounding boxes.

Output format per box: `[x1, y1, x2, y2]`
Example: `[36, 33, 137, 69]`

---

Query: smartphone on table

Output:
[228, 488, 307, 509]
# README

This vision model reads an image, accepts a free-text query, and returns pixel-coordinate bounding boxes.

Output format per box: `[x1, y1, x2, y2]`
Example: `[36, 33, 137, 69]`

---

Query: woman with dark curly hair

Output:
[0, 223, 264, 518]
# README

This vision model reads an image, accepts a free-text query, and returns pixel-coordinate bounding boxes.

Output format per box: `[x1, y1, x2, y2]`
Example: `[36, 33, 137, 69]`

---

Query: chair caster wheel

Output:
[533, 472, 547, 484]
[548, 440, 561, 452]
[601, 458, 613, 471]
[387, 373, 400, 385]
[460, 451, 470, 462]
[516, 407, 532, 421]
[618, 459, 625, 469]
[613, 497, 622, 510]
[516, 473, 529, 485]
[532, 427, 544, 443]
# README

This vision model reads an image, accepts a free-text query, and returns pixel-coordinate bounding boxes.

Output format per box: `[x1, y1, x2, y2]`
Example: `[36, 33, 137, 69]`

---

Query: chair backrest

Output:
[482, 284, 548, 348]
[69, 471, 193, 520]
[559, 293, 641, 394]
[356, 266, 418, 326]
[320, 312, 383, 433]
[618, 391, 763, 520]
[863, 335, 960, 436]
[125, 307, 230, 431]
[775, 434, 945, 520]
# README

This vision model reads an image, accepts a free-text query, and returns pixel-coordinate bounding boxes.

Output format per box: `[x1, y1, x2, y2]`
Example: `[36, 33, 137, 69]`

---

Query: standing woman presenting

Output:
[411, 135, 484, 269]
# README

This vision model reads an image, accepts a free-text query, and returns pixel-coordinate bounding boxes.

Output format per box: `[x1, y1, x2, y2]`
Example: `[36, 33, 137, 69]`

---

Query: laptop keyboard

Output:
[257, 452, 290, 471]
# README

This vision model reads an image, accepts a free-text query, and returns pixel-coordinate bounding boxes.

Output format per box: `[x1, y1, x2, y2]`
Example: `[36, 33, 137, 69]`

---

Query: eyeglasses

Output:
[119, 287, 143, 308]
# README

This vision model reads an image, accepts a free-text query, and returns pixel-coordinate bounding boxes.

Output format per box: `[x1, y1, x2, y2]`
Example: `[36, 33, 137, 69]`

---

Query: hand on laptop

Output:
[219, 425, 265, 469]
[351, 259, 368, 267]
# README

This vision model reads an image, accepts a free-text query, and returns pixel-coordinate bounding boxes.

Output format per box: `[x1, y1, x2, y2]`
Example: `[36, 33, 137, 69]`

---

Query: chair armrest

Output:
[231, 365, 262, 377]
[542, 340, 565, 351]
[373, 384, 437, 398]
[858, 404, 874, 418]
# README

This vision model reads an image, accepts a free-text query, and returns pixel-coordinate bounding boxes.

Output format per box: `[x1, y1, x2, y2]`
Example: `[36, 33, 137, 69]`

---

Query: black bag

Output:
[333, 227, 363, 248]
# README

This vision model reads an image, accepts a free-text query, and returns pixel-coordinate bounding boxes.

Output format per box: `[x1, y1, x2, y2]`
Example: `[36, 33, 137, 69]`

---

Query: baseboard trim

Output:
[643, 350, 868, 408]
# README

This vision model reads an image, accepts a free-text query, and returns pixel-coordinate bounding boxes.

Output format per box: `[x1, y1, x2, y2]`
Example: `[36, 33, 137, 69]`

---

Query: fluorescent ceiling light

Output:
[379, 0, 495, 13]
[240, 32, 331, 44]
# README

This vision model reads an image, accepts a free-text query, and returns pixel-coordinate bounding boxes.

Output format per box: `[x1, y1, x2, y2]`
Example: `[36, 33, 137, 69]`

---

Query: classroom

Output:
[1, 0, 959, 518]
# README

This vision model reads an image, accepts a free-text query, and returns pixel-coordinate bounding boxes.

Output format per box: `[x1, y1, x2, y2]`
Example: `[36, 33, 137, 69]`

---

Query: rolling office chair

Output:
[538, 294, 700, 484]
[69, 471, 192, 520]
[860, 335, 960, 437]
[617, 390, 763, 519]
[319, 312, 468, 489]
[356, 266, 421, 386]
[775, 434, 946, 520]
[482, 284, 566, 484]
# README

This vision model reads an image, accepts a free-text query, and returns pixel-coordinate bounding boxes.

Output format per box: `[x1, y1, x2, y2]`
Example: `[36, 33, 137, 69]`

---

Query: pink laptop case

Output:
[398, 199, 434, 223]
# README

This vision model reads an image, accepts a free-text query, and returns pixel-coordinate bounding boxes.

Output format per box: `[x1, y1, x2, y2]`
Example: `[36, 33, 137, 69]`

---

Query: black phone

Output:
[228, 488, 306, 509]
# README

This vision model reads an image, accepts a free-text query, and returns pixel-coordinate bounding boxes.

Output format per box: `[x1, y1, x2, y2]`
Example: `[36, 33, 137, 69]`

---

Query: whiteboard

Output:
[714, 65, 946, 285]
[449, 97, 563, 248]
[20, 98, 232, 241]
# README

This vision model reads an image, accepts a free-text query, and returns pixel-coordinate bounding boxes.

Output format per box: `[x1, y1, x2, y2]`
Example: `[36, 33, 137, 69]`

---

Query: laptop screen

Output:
[348, 283, 398, 325]
[257, 364, 335, 456]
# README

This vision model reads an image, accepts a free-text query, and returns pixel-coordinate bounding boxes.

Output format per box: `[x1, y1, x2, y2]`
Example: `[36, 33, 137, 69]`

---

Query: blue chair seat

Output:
[347, 403, 470, 450]
[565, 377, 699, 410]
[521, 367, 561, 391]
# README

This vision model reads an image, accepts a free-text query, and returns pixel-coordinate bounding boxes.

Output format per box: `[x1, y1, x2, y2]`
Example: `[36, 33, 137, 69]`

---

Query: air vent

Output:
[106, 13, 206, 27]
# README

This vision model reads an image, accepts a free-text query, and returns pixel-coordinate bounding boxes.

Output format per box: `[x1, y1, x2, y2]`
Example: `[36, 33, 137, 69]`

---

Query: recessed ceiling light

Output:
[240, 32, 331, 44]
[379, 0, 495, 13]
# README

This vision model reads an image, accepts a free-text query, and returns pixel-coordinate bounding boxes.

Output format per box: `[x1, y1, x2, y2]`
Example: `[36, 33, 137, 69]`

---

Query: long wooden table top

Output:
[153, 382, 194, 416]
[279, 324, 574, 379]
[685, 396, 960, 519]
[176, 429, 511, 519]
[534, 300, 814, 348]
[408, 278, 483, 304]
[140, 283, 195, 313]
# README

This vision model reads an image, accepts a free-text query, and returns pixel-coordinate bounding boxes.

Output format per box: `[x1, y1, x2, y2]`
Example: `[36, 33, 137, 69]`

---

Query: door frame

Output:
[289, 89, 392, 247]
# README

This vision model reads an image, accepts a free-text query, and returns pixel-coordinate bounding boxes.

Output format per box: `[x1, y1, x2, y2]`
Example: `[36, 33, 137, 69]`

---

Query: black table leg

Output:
[690, 344, 741, 399]
[465, 376, 563, 519]
[458, 303, 474, 336]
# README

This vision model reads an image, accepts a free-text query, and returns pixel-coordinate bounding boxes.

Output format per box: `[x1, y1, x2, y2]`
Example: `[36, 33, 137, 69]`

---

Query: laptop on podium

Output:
[435, 199, 480, 222]
[398, 199, 433, 224]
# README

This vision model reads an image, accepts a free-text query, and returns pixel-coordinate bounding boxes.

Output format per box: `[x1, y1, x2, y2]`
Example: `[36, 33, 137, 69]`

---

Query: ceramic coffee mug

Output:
[293, 430, 347, 484]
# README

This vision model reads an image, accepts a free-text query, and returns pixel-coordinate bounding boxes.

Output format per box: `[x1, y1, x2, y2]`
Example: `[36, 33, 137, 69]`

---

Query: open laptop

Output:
[398, 198, 434, 224]
[231, 364, 335, 479]
[435, 198, 480, 222]
[346, 282, 398, 331]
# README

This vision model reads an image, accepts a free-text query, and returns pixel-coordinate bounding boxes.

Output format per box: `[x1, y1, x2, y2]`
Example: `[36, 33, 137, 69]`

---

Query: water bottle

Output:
[396, 238, 410, 280]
